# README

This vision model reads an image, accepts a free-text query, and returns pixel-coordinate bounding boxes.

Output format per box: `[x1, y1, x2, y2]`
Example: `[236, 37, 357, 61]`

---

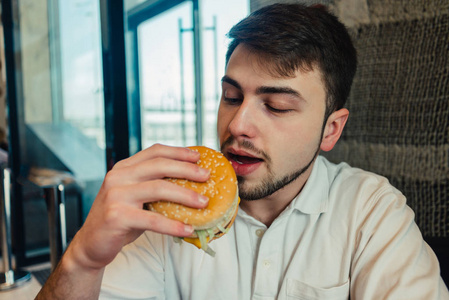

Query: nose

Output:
[227, 100, 257, 139]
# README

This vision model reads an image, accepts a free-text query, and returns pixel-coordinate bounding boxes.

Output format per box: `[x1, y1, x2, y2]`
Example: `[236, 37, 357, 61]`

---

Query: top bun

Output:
[146, 146, 238, 230]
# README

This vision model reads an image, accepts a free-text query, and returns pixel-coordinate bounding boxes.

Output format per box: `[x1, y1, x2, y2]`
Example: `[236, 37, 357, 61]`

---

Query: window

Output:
[3, 0, 106, 263]
[125, 0, 249, 152]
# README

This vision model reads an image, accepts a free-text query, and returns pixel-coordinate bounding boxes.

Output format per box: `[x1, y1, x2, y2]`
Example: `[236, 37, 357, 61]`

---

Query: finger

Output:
[103, 158, 210, 191]
[111, 205, 195, 237]
[114, 144, 200, 170]
[131, 157, 210, 182]
[106, 180, 209, 209]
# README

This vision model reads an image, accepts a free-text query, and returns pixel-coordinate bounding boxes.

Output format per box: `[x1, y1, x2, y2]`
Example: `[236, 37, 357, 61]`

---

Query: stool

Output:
[27, 167, 77, 271]
[0, 164, 31, 290]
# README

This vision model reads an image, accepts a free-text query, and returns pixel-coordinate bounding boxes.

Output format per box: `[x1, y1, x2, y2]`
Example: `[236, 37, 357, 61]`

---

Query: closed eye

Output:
[223, 97, 243, 105]
[265, 104, 293, 114]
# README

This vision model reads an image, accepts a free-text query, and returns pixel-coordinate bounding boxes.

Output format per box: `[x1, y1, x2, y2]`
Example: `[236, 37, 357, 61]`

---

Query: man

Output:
[37, 3, 448, 299]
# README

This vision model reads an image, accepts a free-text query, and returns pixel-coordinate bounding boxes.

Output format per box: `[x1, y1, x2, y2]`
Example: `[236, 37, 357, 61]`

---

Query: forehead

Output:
[225, 45, 326, 102]
[227, 44, 323, 78]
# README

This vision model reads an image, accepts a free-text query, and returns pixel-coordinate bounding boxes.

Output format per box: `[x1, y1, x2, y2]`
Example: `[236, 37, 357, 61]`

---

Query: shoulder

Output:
[320, 155, 391, 186]
[319, 156, 404, 203]
[318, 158, 448, 297]
[317, 156, 411, 225]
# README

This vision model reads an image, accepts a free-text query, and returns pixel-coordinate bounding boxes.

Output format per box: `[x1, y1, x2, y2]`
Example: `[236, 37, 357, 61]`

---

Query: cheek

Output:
[272, 121, 323, 159]
[275, 118, 322, 143]
[217, 104, 229, 141]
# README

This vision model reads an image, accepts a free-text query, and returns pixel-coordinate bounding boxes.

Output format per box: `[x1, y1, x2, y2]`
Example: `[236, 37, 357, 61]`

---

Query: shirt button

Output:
[262, 259, 271, 268]
[255, 229, 265, 237]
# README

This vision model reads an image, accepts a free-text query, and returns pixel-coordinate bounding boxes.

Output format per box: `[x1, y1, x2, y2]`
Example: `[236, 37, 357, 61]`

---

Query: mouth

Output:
[228, 152, 263, 165]
[226, 148, 264, 176]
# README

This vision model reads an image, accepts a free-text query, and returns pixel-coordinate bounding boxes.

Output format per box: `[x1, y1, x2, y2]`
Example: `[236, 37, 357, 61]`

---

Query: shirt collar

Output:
[290, 155, 330, 215]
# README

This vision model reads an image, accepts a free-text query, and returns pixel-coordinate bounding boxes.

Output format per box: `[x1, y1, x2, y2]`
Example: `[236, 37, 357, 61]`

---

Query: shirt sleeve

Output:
[99, 232, 167, 300]
[350, 185, 449, 299]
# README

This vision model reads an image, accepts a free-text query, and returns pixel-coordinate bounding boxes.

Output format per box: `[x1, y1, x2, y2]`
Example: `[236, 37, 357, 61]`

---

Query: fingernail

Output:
[198, 195, 209, 204]
[184, 225, 194, 234]
[200, 168, 210, 176]
[188, 148, 199, 154]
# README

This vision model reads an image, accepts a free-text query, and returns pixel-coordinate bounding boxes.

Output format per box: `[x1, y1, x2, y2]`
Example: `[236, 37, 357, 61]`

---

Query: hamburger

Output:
[145, 146, 239, 256]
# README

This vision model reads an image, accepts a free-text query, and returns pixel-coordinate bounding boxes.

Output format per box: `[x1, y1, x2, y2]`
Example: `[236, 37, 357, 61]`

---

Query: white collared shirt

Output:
[100, 156, 449, 299]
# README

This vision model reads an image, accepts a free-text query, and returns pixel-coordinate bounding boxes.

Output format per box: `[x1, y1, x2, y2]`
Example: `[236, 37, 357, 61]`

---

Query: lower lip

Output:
[230, 159, 263, 176]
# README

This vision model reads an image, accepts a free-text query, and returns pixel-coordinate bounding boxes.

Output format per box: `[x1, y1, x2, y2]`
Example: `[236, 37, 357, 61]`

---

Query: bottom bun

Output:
[181, 196, 240, 257]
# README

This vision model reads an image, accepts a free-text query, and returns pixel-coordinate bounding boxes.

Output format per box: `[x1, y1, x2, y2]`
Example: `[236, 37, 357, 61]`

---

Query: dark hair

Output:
[226, 3, 357, 119]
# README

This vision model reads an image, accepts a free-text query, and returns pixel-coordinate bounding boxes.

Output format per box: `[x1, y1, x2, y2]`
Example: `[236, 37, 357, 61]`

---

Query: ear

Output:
[320, 108, 349, 152]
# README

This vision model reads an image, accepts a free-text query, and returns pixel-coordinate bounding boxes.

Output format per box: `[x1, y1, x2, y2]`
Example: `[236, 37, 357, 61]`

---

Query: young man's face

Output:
[217, 44, 328, 201]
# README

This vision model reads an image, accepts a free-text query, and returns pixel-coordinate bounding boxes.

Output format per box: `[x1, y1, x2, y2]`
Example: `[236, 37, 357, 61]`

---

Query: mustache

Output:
[221, 137, 271, 163]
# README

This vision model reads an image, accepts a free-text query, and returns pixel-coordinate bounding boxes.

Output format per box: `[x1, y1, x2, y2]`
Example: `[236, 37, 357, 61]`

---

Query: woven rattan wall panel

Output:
[367, 0, 449, 22]
[324, 14, 449, 237]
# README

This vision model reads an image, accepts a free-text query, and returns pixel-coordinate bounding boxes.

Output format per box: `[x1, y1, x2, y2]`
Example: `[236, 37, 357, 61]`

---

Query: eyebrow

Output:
[256, 86, 302, 100]
[221, 75, 242, 90]
[221, 75, 305, 101]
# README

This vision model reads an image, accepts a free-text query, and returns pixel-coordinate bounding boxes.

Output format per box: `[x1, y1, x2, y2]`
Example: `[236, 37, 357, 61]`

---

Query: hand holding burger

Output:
[145, 146, 239, 256]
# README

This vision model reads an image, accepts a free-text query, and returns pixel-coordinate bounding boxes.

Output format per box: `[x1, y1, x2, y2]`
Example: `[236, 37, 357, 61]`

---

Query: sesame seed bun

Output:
[144, 146, 239, 256]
